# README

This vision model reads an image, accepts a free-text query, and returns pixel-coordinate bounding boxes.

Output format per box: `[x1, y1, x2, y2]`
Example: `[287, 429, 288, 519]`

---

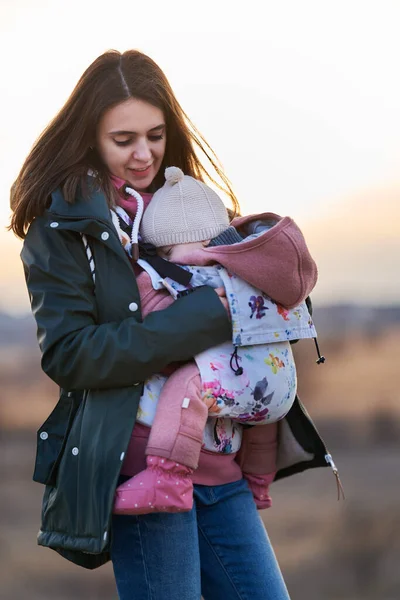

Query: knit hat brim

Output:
[143, 224, 228, 247]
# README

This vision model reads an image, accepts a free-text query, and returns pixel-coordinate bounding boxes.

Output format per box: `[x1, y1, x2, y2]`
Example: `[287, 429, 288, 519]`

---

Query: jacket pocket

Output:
[33, 390, 82, 486]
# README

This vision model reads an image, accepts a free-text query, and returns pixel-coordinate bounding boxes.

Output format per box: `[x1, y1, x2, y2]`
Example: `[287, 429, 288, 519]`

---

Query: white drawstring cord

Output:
[109, 186, 144, 260]
[82, 234, 95, 284]
[124, 186, 144, 260]
[83, 185, 144, 284]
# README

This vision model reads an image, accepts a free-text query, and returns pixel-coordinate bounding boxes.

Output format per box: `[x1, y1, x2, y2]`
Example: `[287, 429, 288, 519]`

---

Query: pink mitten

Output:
[114, 455, 194, 515]
[243, 472, 276, 510]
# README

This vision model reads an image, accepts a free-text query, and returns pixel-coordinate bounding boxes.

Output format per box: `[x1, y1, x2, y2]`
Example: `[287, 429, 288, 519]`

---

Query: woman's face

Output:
[96, 98, 166, 191]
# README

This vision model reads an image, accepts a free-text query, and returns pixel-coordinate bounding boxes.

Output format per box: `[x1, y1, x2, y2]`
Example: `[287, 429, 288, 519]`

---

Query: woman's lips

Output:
[128, 164, 153, 178]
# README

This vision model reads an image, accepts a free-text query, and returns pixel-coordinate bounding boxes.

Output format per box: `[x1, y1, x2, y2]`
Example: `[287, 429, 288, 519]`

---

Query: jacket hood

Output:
[173, 212, 318, 309]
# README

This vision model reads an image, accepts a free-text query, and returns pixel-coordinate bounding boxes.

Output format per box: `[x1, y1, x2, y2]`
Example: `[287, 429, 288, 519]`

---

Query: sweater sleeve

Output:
[21, 219, 231, 391]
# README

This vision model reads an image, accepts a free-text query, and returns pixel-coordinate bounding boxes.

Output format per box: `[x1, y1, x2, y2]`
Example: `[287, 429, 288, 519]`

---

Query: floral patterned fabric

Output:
[136, 264, 316, 453]
[196, 340, 297, 425]
[152, 264, 316, 346]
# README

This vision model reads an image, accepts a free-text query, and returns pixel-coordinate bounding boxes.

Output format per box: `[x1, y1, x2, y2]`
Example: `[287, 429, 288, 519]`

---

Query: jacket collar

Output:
[46, 179, 131, 263]
[48, 178, 112, 224]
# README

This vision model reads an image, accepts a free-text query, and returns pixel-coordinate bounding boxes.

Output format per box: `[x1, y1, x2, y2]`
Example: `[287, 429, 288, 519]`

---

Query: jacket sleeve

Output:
[21, 219, 231, 391]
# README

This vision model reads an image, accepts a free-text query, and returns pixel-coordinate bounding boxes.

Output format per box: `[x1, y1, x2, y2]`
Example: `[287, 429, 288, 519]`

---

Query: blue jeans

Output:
[111, 478, 291, 600]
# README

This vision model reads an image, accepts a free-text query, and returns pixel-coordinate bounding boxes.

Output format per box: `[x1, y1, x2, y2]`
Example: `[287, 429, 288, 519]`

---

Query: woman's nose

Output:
[133, 138, 152, 162]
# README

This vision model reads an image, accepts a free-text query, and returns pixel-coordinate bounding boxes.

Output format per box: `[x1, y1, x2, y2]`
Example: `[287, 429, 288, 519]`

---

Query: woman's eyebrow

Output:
[109, 124, 165, 135]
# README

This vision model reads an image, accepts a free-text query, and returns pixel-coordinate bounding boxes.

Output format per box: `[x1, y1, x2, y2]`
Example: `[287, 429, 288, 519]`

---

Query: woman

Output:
[10, 50, 333, 600]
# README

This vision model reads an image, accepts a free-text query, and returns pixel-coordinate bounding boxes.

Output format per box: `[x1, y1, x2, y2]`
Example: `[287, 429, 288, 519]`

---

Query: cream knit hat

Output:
[140, 167, 230, 247]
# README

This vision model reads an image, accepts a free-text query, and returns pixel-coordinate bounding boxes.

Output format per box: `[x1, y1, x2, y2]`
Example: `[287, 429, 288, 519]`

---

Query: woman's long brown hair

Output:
[10, 50, 240, 239]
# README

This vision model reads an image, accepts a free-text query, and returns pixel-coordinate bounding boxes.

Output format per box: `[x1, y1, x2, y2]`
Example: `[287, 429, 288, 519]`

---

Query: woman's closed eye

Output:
[148, 134, 164, 142]
[114, 139, 131, 147]
[114, 134, 164, 147]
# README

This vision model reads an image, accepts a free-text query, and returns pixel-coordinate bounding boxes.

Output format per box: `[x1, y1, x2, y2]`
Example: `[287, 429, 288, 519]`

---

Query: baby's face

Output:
[158, 240, 209, 262]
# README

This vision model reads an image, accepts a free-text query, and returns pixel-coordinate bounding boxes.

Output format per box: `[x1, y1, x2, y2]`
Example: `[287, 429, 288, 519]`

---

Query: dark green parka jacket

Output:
[22, 183, 333, 570]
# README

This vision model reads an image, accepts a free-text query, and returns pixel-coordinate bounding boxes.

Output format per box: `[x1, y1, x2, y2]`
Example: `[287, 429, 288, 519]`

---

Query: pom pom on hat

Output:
[165, 166, 184, 185]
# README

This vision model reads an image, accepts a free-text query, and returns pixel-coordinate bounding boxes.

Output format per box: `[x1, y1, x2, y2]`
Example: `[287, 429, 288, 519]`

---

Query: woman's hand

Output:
[214, 287, 231, 319]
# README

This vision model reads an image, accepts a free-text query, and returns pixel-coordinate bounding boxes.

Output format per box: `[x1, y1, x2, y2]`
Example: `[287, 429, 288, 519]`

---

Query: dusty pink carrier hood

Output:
[172, 212, 318, 309]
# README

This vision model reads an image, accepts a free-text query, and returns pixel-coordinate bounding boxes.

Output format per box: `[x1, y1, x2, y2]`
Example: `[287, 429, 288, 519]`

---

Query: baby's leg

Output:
[114, 363, 207, 515]
[146, 362, 206, 469]
[236, 423, 278, 509]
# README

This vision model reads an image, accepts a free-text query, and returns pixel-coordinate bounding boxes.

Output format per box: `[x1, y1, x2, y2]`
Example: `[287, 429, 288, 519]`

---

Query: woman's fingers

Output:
[214, 286, 226, 297]
[214, 287, 230, 319]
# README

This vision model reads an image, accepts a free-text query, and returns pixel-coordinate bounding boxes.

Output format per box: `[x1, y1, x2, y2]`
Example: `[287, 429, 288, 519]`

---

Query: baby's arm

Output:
[145, 362, 207, 470]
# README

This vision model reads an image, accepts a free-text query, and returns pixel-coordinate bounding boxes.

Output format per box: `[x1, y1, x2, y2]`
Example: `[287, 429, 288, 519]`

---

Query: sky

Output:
[0, 0, 399, 313]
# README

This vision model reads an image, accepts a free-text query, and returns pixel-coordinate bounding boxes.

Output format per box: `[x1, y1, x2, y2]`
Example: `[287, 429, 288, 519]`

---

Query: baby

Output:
[113, 167, 317, 514]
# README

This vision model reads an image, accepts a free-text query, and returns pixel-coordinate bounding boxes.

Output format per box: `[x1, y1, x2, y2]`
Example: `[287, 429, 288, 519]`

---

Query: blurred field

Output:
[1, 311, 400, 599]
